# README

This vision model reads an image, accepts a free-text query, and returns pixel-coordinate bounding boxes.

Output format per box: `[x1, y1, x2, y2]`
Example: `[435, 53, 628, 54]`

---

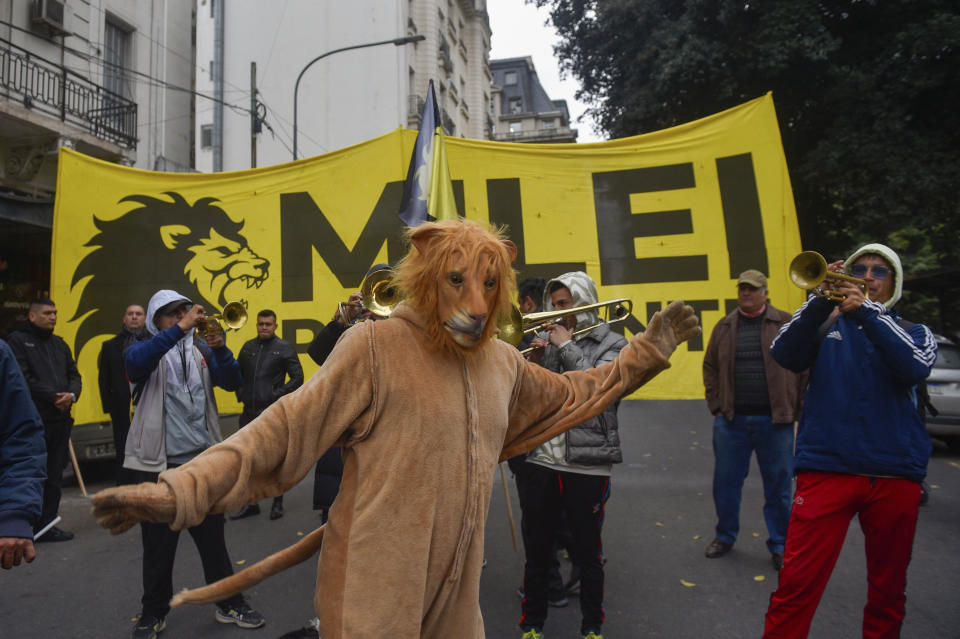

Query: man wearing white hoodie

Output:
[121, 290, 264, 639]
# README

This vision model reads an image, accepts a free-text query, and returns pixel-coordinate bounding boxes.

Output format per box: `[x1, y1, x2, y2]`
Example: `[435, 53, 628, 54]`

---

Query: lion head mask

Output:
[391, 219, 517, 353]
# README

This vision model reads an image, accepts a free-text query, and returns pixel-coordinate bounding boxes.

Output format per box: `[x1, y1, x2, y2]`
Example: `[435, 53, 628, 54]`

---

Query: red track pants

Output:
[763, 471, 921, 639]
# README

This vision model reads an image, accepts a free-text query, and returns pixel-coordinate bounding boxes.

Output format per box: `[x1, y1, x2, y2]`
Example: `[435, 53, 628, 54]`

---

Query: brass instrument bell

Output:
[196, 301, 248, 337]
[789, 251, 867, 301]
[360, 268, 400, 318]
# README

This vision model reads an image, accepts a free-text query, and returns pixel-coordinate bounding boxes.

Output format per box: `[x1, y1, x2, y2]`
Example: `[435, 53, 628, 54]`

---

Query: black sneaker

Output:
[216, 603, 266, 628]
[131, 614, 165, 639]
[36, 526, 74, 542]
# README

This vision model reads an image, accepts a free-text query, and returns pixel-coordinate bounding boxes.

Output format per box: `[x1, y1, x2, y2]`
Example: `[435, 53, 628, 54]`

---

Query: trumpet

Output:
[789, 251, 867, 301]
[338, 268, 402, 324]
[195, 301, 248, 337]
[499, 298, 633, 354]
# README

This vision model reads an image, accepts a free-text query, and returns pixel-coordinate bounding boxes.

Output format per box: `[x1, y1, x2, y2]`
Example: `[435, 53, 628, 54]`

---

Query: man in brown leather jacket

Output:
[702, 269, 806, 572]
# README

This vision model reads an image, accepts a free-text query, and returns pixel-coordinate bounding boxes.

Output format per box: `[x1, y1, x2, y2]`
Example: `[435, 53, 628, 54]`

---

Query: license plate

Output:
[88, 442, 115, 458]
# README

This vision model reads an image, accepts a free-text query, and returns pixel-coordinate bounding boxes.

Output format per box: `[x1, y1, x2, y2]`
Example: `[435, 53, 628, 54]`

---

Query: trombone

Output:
[196, 301, 248, 337]
[499, 298, 633, 354]
[789, 251, 867, 301]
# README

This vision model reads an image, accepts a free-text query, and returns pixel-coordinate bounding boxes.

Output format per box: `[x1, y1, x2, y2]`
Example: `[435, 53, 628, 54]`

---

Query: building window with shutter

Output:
[201, 125, 213, 148]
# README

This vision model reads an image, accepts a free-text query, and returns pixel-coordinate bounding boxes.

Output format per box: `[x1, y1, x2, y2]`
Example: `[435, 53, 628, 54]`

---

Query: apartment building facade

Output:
[194, 0, 493, 172]
[489, 56, 577, 144]
[0, 0, 193, 330]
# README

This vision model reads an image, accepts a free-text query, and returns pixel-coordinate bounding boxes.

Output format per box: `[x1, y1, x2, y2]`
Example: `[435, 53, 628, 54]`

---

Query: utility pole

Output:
[250, 62, 257, 168]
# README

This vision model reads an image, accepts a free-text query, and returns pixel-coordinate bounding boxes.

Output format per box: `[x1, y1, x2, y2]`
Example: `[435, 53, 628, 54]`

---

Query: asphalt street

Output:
[4, 400, 959, 638]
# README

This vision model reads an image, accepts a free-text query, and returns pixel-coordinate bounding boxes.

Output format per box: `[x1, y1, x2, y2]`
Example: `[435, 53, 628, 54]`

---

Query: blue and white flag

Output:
[398, 80, 458, 226]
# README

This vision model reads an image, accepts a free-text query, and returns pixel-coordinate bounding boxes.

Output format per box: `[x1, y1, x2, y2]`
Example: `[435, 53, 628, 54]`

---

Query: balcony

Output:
[0, 37, 137, 149]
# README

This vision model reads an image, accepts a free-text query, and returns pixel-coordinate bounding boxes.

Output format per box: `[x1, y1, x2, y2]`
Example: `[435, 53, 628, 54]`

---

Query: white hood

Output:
[146, 289, 193, 335]
[844, 243, 903, 309]
[542, 271, 600, 333]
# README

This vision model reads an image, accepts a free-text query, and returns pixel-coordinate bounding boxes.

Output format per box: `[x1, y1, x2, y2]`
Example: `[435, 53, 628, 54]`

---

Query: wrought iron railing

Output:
[0, 37, 137, 149]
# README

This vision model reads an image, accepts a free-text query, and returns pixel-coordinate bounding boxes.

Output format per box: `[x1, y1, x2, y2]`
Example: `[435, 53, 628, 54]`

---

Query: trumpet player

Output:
[121, 290, 265, 637]
[764, 244, 937, 639]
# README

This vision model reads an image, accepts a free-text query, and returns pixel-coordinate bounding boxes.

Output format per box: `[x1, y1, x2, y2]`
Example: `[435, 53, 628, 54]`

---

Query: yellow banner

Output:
[52, 93, 803, 425]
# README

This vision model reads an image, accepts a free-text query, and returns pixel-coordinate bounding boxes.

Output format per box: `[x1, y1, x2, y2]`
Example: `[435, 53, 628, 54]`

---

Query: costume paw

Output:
[643, 300, 701, 360]
[90, 482, 176, 534]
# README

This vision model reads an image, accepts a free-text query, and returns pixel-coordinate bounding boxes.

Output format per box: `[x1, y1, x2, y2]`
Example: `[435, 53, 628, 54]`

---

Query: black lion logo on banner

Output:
[70, 192, 269, 357]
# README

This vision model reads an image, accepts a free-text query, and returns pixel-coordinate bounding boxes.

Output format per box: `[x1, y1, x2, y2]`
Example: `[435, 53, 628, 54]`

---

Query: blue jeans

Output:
[712, 414, 794, 553]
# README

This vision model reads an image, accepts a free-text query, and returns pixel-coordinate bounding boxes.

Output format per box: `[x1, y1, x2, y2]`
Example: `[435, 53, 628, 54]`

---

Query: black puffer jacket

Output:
[6, 322, 82, 423]
[236, 335, 304, 416]
[537, 322, 628, 464]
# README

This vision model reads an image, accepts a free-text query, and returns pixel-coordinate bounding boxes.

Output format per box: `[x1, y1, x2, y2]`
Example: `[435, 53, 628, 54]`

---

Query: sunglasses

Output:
[849, 264, 890, 280]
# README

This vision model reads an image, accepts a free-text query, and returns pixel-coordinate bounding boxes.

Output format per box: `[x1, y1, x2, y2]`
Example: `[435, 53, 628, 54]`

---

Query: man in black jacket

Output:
[231, 309, 304, 520]
[6, 298, 82, 542]
[98, 303, 149, 484]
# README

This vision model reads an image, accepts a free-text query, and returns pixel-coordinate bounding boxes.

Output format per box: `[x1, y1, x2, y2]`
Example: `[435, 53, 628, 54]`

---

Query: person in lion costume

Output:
[92, 219, 700, 638]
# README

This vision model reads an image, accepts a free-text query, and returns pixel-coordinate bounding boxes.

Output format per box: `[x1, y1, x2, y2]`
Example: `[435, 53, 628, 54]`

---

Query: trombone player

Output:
[307, 263, 393, 365]
[518, 271, 628, 639]
[763, 244, 937, 639]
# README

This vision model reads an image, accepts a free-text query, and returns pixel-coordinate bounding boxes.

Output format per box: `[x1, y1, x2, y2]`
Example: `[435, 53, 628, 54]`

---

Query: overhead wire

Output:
[1, 15, 330, 159]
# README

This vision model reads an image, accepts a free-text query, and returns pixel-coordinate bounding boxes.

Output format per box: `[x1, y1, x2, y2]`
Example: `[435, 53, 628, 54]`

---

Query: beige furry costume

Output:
[155, 301, 667, 637]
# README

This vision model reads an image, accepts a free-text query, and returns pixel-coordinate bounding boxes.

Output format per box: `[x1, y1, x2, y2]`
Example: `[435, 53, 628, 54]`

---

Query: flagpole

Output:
[292, 34, 425, 161]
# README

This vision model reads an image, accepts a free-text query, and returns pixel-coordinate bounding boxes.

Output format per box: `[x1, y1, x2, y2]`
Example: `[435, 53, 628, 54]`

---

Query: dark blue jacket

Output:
[771, 296, 937, 481]
[0, 339, 47, 539]
[125, 325, 241, 391]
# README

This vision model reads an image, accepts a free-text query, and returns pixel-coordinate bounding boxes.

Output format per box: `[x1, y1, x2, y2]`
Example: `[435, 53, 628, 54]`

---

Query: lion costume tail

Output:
[170, 524, 325, 608]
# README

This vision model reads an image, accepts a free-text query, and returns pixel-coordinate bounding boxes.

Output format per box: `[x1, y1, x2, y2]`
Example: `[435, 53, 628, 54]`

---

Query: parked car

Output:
[926, 334, 960, 451]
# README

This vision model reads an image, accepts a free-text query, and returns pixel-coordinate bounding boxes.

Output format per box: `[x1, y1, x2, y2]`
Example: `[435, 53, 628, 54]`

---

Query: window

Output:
[509, 97, 522, 114]
[201, 125, 213, 148]
[504, 71, 517, 86]
[509, 121, 523, 133]
[542, 119, 557, 129]
[103, 19, 132, 99]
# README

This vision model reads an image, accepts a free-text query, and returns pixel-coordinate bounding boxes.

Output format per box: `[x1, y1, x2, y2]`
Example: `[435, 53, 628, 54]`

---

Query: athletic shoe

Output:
[521, 627, 543, 639]
[35, 526, 74, 542]
[215, 604, 266, 628]
[131, 614, 165, 639]
[582, 632, 604, 639]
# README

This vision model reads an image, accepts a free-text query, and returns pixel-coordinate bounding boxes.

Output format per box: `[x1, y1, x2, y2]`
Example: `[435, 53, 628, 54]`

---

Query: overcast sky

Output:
[486, 0, 604, 143]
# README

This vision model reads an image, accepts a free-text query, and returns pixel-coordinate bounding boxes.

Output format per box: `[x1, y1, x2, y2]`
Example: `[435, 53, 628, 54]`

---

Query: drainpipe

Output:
[212, 0, 224, 171]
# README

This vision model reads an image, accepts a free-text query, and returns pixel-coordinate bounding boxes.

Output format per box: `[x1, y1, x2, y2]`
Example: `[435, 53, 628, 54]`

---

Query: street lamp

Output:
[292, 34, 426, 160]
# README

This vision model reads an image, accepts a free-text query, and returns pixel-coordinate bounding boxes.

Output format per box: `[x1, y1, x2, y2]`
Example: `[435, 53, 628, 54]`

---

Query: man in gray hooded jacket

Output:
[518, 271, 627, 639]
[121, 290, 264, 639]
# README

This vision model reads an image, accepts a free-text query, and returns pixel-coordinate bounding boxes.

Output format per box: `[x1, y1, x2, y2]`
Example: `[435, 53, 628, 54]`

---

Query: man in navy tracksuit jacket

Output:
[0, 339, 46, 569]
[762, 243, 937, 639]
